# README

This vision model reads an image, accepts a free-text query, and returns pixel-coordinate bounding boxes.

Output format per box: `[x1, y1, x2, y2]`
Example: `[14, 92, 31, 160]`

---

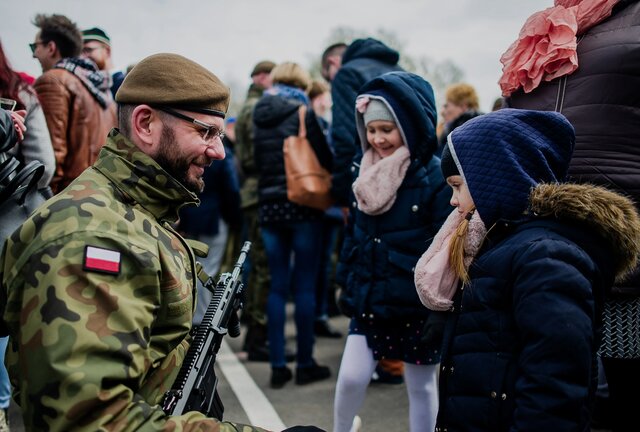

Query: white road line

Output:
[217, 339, 286, 431]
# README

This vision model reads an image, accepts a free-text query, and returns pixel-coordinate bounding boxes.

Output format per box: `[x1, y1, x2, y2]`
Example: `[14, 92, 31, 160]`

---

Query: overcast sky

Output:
[2, 0, 550, 113]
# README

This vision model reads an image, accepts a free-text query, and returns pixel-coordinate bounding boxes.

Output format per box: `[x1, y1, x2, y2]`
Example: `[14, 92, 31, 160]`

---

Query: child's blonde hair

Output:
[448, 208, 475, 284]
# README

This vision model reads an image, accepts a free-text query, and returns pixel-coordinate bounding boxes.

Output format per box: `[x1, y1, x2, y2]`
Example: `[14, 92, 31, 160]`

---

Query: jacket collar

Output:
[482, 183, 640, 283]
[246, 83, 265, 99]
[94, 129, 199, 223]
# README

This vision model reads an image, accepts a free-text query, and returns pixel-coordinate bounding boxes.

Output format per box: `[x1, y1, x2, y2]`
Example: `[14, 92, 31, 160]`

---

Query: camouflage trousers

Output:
[222, 205, 270, 327]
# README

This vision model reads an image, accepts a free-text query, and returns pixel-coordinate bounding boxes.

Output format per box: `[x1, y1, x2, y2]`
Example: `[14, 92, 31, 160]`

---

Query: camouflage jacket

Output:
[235, 84, 264, 209]
[0, 130, 267, 432]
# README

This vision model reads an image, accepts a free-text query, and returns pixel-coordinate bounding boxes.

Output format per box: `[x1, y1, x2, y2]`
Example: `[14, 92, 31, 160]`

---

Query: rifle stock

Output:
[162, 241, 252, 419]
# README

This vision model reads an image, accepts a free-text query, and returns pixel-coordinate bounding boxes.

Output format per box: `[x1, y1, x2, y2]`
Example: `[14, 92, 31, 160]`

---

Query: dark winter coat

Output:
[507, 0, 640, 297]
[330, 38, 403, 206]
[337, 72, 450, 320]
[252, 94, 332, 205]
[436, 183, 640, 432]
[178, 146, 241, 237]
[435, 108, 640, 432]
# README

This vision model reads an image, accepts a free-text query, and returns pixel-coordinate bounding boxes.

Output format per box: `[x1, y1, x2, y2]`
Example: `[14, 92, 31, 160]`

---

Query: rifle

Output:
[162, 241, 251, 419]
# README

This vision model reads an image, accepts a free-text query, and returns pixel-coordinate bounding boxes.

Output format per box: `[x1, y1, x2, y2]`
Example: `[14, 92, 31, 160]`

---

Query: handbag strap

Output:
[297, 105, 307, 138]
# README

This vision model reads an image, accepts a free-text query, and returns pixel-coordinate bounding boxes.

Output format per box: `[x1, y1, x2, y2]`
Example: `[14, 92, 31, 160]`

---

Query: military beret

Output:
[82, 27, 111, 46]
[116, 53, 230, 118]
[251, 60, 276, 77]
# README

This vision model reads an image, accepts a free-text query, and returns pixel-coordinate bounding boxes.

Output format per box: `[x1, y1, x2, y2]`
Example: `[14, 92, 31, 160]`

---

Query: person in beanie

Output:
[0, 52, 320, 432]
[332, 71, 450, 432]
[415, 108, 640, 431]
[234, 59, 277, 362]
[82, 27, 125, 98]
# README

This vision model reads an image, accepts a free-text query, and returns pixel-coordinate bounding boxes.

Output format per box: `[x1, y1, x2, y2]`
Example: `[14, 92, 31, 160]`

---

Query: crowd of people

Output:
[0, 1, 638, 431]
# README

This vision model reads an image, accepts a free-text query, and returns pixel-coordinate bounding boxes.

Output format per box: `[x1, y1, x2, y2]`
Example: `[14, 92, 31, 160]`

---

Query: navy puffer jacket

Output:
[437, 185, 637, 432]
[330, 38, 403, 206]
[436, 109, 640, 431]
[337, 72, 450, 320]
[252, 94, 332, 204]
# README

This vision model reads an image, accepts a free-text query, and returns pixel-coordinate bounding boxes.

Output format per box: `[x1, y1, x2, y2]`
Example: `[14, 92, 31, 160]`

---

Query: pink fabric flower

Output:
[355, 96, 370, 114]
[499, 0, 619, 97]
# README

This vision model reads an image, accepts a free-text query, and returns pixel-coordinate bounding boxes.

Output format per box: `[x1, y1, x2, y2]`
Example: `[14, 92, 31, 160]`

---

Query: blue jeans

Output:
[262, 221, 323, 368]
[0, 337, 9, 409]
[315, 218, 341, 320]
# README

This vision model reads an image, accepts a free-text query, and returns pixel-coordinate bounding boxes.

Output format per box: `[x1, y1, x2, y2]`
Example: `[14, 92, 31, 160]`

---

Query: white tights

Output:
[333, 334, 438, 432]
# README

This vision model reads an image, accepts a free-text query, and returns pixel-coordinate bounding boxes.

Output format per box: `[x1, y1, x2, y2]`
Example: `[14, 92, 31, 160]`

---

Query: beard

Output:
[154, 124, 208, 193]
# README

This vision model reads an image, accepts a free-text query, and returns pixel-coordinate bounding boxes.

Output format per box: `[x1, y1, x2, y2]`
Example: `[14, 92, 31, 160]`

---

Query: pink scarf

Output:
[352, 145, 411, 216]
[415, 209, 487, 311]
[499, 0, 620, 97]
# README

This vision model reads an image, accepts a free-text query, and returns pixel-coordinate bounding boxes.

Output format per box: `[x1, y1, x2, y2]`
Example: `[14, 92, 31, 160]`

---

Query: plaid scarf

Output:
[53, 57, 111, 108]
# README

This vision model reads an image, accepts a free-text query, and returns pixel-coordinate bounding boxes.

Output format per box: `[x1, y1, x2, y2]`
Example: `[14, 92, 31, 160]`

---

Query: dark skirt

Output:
[349, 316, 440, 365]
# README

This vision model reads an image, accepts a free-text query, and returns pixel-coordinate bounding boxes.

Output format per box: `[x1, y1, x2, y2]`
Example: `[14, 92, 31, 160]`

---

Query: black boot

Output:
[296, 360, 331, 385]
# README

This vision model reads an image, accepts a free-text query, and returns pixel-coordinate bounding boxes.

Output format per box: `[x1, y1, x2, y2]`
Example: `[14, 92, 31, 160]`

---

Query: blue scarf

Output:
[265, 84, 309, 106]
[54, 57, 111, 109]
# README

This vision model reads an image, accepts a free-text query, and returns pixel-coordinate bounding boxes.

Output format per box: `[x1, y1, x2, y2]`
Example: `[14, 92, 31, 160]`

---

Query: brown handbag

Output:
[283, 105, 333, 210]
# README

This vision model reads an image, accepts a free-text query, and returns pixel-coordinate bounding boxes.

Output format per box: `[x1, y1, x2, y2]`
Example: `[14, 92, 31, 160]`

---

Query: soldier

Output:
[234, 60, 276, 361]
[0, 53, 320, 432]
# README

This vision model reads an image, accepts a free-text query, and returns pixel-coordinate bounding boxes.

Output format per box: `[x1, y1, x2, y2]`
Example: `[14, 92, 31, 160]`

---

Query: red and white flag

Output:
[83, 246, 121, 274]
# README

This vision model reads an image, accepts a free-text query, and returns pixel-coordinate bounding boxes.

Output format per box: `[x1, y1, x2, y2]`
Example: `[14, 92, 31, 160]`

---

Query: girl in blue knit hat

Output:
[415, 108, 640, 431]
[333, 71, 451, 432]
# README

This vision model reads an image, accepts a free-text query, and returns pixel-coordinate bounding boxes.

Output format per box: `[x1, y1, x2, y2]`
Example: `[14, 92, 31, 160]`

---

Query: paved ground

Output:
[7, 307, 614, 431]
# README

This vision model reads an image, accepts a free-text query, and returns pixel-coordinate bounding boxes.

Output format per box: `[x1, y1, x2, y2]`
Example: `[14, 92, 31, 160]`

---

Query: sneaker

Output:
[350, 415, 362, 432]
[295, 360, 331, 385]
[270, 366, 293, 389]
[370, 364, 403, 385]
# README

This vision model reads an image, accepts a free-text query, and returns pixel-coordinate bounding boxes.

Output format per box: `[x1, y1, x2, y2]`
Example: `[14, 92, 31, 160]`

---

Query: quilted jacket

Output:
[435, 109, 640, 431]
[507, 0, 640, 297]
[337, 72, 450, 320]
[252, 94, 332, 204]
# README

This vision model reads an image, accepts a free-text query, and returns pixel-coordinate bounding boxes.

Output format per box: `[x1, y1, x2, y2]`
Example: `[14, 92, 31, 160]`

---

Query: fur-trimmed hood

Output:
[529, 183, 640, 282]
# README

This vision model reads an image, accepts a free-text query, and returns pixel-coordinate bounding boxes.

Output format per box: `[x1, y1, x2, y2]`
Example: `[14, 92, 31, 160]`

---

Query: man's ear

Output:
[46, 40, 58, 58]
[130, 105, 162, 154]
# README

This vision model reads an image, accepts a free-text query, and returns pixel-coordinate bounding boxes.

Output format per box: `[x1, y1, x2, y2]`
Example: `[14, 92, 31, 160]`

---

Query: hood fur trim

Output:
[529, 183, 640, 282]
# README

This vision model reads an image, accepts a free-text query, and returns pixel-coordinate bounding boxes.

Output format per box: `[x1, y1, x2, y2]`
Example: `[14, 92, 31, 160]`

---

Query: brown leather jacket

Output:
[35, 68, 117, 193]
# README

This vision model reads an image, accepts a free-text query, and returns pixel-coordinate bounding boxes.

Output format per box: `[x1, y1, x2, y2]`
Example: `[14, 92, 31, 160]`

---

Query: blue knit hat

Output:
[447, 108, 575, 227]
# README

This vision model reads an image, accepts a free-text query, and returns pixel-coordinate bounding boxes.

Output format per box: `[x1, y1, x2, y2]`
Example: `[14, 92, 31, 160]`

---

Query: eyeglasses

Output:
[155, 106, 225, 143]
[29, 41, 46, 54]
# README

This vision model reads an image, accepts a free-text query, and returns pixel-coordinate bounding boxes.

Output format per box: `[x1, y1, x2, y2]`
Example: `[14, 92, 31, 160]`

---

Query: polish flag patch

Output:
[83, 246, 121, 275]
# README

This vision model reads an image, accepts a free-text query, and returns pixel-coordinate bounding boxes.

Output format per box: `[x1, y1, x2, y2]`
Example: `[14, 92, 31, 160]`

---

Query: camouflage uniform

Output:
[234, 85, 270, 329]
[0, 130, 267, 432]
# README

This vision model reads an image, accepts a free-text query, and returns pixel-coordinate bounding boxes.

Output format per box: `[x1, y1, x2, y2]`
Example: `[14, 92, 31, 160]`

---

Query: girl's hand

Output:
[10, 109, 27, 142]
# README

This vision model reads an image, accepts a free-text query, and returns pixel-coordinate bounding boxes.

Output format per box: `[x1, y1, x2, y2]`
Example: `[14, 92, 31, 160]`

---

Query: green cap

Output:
[82, 27, 111, 46]
[115, 53, 230, 118]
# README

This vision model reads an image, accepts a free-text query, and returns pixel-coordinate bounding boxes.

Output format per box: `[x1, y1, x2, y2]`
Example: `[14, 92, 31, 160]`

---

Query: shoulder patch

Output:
[83, 246, 121, 275]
